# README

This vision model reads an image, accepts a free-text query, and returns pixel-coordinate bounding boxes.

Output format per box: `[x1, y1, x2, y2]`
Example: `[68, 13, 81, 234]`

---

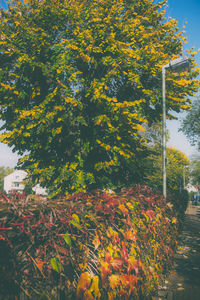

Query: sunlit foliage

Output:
[0, 0, 199, 194]
[146, 146, 190, 192]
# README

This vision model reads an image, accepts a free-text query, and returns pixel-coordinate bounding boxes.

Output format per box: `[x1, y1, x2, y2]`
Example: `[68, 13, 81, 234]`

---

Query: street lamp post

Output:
[162, 57, 190, 199]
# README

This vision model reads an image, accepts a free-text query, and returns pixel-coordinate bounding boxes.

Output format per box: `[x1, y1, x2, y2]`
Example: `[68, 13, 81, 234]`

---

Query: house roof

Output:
[4, 170, 27, 180]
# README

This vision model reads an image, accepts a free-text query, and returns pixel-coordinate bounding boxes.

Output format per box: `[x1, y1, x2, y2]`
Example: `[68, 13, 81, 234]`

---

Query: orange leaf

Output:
[26, 252, 45, 278]
[118, 204, 129, 216]
[76, 272, 92, 298]
[100, 261, 112, 284]
[35, 258, 45, 277]
[126, 230, 137, 241]
[129, 274, 137, 292]
[92, 234, 101, 250]
[119, 274, 129, 288]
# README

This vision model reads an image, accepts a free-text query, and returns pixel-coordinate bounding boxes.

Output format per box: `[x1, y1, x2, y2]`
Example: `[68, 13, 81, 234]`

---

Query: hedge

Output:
[0, 186, 179, 299]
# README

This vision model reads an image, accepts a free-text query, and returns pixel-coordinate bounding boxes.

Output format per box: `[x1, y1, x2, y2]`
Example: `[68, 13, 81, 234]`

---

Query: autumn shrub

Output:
[0, 186, 179, 299]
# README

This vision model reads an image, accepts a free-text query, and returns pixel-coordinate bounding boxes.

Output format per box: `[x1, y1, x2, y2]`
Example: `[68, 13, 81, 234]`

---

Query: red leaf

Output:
[125, 231, 137, 241]
[105, 252, 112, 263]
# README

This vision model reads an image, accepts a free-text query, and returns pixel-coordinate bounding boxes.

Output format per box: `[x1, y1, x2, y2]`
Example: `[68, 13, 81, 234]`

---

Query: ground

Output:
[153, 203, 200, 300]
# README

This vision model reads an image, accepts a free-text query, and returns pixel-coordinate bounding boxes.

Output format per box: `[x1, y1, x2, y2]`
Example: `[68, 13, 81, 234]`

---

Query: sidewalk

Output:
[153, 203, 200, 300]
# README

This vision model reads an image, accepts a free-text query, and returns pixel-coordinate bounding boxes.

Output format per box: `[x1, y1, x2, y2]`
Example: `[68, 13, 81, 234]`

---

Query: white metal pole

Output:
[162, 67, 167, 199]
[161, 57, 190, 199]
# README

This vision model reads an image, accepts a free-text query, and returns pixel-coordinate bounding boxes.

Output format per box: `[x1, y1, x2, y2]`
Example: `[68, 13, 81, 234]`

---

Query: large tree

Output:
[0, 0, 199, 195]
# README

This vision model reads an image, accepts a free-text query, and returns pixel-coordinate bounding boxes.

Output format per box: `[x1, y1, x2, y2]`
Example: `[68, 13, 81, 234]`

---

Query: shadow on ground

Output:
[153, 205, 200, 300]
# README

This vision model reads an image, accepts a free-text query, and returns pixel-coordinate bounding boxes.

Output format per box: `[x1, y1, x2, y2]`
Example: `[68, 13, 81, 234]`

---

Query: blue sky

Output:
[0, 0, 200, 167]
[166, 0, 200, 157]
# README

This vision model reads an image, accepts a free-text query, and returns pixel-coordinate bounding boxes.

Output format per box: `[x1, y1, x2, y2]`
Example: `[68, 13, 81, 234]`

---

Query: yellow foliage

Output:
[109, 274, 120, 289]
[24, 132, 31, 137]
[87, 276, 101, 299]
[76, 272, 92, 298]
[55, 128, 62, 134]
[137, 124, 146, 132]
[1, 83, 13, 90]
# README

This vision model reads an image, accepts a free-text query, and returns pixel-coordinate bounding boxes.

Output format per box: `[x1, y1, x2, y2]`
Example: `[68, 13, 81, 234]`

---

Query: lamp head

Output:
[169, 57, 191, 73]
[162, 57, 191, 73]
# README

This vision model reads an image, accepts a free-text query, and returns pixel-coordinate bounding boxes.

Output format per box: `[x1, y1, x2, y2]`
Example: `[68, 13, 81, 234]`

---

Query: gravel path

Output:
[153, 204, 200, 300]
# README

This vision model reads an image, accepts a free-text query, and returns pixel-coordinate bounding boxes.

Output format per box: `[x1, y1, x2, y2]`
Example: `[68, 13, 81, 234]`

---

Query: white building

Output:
[4, 170, 47, 195]
[4, 170, 27, 194]
[32, 184, 47, 196]
[185, 183, 199, 193]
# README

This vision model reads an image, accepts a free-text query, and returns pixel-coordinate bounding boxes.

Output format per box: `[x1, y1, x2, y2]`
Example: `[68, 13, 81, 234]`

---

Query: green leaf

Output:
[70, 219, 81, 230]
[63, 233, 72, 246]
[51, 257, 61, 273]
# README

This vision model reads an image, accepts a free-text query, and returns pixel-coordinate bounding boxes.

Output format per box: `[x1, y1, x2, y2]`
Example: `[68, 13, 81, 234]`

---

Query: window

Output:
[14, 182, 19, 187]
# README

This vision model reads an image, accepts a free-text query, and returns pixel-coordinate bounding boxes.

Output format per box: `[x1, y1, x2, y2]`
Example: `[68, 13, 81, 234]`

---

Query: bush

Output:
[0, 186, 179, 299]
[167, 189, 189, 224]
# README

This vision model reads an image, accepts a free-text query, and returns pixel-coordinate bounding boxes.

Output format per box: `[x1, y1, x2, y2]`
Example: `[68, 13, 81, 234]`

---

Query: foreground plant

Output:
[0, 186, 178, 299]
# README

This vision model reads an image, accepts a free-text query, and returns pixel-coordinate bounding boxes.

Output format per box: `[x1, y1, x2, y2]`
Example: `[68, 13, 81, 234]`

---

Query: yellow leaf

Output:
[172, 217, 177, 224]
[24, 132, 30, 137]
[55, 127, 62, 134]
[83, 290, 93, 300]
[1, 83, 13, 90]
[72, 213, 80, 224]
[109, 274, 120, 289]
[88, 276, 101, 299]
[137, 124, 145, 132]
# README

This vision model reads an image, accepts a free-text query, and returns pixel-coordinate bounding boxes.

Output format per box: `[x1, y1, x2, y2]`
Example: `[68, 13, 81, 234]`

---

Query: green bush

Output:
[0, 186, 179, 299]
[167, 189, 189, 223]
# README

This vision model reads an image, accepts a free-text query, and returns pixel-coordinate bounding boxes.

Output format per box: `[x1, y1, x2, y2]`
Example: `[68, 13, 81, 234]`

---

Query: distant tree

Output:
[142, 121, 170, 183]
[167, 148, 190, 192]
[0, 0, 199, 195]
[189, 154, 200, 186]
[146, 147, 190, 193]
[143, 121, 170, 149]
[23, 176, 35, 195]
[0, 166, 13, 191]
[181, 98, 200, 150]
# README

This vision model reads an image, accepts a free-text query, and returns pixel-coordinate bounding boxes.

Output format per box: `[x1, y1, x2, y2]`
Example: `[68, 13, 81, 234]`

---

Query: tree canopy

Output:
[0, 166, 13, 191]
[181, 98, 200, 150]
[0, 0, 199, 195]
[146, 146, 190, 193]
[189, 154, 200, 186]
